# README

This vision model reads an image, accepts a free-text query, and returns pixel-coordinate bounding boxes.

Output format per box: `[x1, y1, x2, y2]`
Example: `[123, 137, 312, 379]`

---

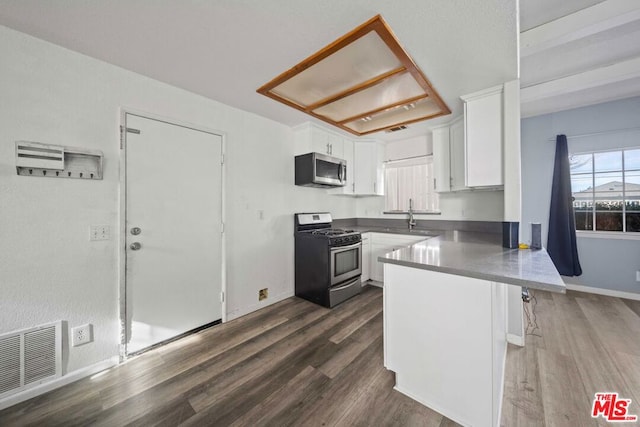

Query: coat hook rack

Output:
[15, 141, 103, 180]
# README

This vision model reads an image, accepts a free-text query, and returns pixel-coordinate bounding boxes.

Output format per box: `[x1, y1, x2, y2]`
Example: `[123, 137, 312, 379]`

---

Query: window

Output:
[570, 148, 640, 232]
[384, 156, 439, 212]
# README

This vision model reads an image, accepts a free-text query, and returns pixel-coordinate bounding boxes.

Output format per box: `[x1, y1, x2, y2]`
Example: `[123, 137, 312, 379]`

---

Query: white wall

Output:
[521, 96, 640, 294]
[357, 135, 505, 221]
[0, 25, 355, 376]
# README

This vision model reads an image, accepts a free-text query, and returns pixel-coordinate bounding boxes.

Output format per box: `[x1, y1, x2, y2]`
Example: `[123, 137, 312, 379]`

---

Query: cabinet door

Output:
[328, 133, 343, 158]
[354, 141, 384, 195]
[464, 91, 503, 187]
[361, 233, 371, 282]
[449, 119, 466, 191]
[329, 138, 354, 195]
[311, 127, 331, 155]
[370, 243, 387, 283]
[432, 126, 451, 192]
[354, 142, 375, 194]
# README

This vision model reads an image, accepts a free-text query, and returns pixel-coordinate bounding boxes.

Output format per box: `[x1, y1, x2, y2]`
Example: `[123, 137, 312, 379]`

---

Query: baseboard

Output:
[507, 333, 524, 347]
[0, 356, 119, 411]
[564, 283, 640, 301]
[393, 384, 471, 427]
[226, 289, 295, 321]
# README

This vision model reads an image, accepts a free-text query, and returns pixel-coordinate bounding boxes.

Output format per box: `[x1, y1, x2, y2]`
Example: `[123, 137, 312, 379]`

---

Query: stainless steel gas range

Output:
[294, 213, 362, 308]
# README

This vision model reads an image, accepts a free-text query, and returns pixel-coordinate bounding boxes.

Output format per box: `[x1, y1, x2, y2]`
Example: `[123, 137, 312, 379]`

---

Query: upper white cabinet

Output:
[330, 138, 355, 195]
[293, 122, 343, 157]
[432, 125, 450, 192]
[461, 85, 504, 187]
[354, 140, 384, 196]
[432, 117, 465, 192]
[449, 118, 466, 191]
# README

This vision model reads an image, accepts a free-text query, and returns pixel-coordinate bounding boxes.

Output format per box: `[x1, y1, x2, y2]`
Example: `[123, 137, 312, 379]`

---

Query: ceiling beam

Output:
[520, 0, 640, 58]
[520, 56, 640, 103]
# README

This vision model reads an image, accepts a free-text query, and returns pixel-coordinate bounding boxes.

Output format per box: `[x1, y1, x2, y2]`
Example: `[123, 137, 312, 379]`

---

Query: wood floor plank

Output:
[611, 350, 640, 419]
[537, 347, 597, 427]
[501, 342, 549, 427]
[2, 286, 640, 427]
[577, 296, 640, 357]
[186, 294, 382, 413]
[318, 311, 383, 378]
[227, 366, 330, 427]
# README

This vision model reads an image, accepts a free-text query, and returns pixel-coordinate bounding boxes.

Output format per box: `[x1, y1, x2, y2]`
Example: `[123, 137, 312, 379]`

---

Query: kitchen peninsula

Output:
[380, 235, 565, 427]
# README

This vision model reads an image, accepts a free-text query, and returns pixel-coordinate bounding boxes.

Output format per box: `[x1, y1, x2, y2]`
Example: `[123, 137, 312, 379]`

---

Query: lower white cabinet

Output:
[368, 233, 426, 284]
[361, 233, 371, 282]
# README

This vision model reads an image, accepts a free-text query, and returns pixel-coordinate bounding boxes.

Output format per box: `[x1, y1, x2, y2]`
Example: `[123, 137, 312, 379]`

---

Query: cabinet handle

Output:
[434, 178, 436, 190]
[352, 183, 355, 193]
[374, 182, 376, 193]
[330, 144, 333, 155]
[326, 143, 330, 154]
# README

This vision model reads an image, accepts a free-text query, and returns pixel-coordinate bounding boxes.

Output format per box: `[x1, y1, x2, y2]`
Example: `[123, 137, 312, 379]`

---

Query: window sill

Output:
[383, 211, 442, 215]
[576, 230, 640, 240]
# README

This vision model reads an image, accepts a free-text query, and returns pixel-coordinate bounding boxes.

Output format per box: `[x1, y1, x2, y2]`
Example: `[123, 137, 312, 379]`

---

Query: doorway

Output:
[120, 112, 224, 355]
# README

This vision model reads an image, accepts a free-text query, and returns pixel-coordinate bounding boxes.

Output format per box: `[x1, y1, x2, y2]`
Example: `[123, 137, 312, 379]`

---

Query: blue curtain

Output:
[547, 135, 582, 276]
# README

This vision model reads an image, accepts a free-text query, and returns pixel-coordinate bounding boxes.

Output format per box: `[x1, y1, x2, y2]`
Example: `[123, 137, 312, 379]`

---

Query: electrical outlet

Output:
[72, 324, 93, 346]
[90, 225, 110, 241]
[259, 288, 268, 301]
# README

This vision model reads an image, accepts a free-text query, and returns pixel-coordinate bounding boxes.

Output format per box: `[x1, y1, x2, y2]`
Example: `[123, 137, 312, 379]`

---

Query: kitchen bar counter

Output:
[379, 235, 565, 293]
[377, 228, 564, 426]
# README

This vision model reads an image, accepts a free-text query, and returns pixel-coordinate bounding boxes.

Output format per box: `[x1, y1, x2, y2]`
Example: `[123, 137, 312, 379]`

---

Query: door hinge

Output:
[220, 291, 225, 303]
[119, 125, 124, 149]
[221, 154, 224, 165]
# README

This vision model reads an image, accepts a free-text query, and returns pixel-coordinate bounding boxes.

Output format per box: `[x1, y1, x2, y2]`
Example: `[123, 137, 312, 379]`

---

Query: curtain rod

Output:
[384, 154, 430, 164]
[546, 126, 640, 142]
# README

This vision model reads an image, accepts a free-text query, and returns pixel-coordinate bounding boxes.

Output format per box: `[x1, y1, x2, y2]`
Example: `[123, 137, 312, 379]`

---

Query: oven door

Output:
[330, 241, 362, 286]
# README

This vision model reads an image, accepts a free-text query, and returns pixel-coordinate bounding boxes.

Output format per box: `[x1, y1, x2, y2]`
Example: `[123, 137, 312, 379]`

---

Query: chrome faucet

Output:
[408, 198, 416, 230]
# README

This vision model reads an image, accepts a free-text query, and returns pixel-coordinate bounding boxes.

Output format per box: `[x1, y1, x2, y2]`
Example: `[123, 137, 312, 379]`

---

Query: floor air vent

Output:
[0, 322, 62, 399]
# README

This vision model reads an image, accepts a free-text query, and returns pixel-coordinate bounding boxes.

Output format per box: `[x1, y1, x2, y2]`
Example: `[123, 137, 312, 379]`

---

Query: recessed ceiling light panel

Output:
[257, 14, 450, 136]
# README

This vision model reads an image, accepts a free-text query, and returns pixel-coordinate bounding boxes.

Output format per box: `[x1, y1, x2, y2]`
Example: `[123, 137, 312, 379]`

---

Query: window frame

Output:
[570, 146, 640, 236]
[383, 155, 441, 214]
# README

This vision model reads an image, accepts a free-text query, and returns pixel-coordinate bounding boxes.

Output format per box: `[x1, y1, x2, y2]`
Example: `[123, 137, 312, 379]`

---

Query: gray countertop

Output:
[371, 230, 565, 293]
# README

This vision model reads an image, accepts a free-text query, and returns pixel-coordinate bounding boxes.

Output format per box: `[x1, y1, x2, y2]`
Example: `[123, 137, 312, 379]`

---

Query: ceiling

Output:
[519, 0, 640, 118]
[0, 0, 517, 141]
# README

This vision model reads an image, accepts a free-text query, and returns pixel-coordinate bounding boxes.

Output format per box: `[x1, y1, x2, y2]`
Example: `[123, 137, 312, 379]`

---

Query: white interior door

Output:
[124, 113, 223, 354]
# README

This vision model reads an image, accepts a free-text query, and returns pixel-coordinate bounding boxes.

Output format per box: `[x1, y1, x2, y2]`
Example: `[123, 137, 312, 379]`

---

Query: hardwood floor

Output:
[501, 290, 640, 426]
[1, 286, 639, 426]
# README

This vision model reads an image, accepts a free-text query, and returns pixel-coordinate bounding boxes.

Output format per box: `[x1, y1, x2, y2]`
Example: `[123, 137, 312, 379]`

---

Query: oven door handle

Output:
[330, 242, 362, 252]
[331, 277, 360, 291]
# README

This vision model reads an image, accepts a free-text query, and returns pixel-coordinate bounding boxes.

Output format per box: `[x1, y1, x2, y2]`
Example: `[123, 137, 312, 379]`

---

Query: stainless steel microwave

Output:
[295, 152, 347, 188]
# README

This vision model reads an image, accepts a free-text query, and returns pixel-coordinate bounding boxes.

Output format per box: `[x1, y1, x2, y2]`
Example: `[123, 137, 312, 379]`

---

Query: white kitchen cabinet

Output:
[449, 118, 467, 191]
[292, 122, 344, 157]
[431, 117, 465, 192]
[432, 125, 451, 192]
[361, 232, 371, 282]
[354, 140, 384, 196]
[461, 85, 503, 187]
[330, 138, 355, 195]
[369, 233, 426, 284]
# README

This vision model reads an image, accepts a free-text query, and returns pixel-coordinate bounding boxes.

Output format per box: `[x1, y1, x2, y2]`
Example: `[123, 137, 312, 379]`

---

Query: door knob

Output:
[130, 227, 142, 235]
[130, 242, 142, 251]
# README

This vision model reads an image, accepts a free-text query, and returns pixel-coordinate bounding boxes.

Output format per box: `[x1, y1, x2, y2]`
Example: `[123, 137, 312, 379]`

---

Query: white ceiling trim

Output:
[520, 0, 640, 58]
[520, 56, 640, 103]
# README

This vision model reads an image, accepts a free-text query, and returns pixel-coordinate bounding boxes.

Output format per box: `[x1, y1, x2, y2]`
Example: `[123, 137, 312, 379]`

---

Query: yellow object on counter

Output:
[519, 243, 529, 249]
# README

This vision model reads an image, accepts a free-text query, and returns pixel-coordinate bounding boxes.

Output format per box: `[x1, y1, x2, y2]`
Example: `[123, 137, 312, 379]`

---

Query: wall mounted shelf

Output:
[15, 141, 103, 180]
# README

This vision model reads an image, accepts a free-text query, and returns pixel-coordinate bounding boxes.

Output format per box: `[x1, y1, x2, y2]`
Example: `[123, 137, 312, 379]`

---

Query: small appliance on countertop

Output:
[294, 213, 362, 308]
